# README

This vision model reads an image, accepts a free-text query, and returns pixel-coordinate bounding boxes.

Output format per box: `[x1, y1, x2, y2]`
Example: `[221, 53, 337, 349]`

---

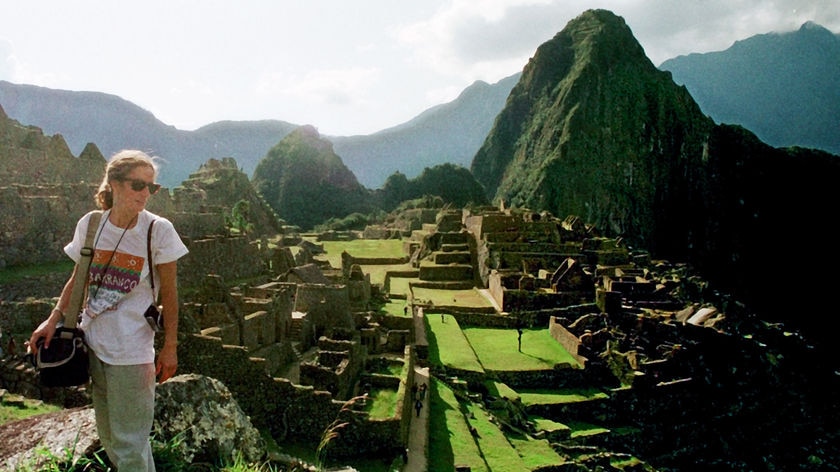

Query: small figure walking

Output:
[404, 305, 408, 316]
[517, 327, 523, 352]
[418, 382, 427, 400]
[415, 399, 423, 417]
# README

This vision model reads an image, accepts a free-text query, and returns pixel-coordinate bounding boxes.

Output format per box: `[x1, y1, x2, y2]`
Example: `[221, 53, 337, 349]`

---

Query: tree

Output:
[225, 200, 254, 236]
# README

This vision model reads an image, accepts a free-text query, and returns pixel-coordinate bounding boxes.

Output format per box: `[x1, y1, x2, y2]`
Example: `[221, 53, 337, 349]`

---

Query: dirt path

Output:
[404, 365, 429, 472]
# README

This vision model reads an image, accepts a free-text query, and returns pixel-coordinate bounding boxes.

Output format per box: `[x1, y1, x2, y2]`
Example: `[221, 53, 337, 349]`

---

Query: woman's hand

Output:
[155, 343, 178, 383]
[27, 309, 62, 352]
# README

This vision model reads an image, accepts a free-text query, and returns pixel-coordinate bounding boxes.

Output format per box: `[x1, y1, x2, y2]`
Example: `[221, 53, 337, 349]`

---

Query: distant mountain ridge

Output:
[0, 75, 518, 190]
[1, 19, 838, 189]
[659, 21, 840, 155]
[331, 73, 519, 187]
[0, 80, 299, 188]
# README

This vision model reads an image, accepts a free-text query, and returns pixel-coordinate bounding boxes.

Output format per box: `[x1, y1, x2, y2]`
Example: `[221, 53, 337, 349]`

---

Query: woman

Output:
[29, 150, 189, 471]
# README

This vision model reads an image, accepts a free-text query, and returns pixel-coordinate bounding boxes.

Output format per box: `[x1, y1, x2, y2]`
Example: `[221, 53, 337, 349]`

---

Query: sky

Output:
[1, 1, 838, 136]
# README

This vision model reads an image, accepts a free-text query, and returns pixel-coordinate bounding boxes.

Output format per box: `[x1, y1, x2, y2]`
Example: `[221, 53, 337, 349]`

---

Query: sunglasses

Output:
[124, 179, 161, 194]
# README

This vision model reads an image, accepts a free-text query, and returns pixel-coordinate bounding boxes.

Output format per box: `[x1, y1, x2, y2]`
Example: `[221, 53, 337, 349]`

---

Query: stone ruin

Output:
[0, 144, 832, 468]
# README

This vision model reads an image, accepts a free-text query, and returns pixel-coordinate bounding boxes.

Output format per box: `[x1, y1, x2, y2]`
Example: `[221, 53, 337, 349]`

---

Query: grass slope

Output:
[463, 327, 581, 371]
[425, 314, 485, 373]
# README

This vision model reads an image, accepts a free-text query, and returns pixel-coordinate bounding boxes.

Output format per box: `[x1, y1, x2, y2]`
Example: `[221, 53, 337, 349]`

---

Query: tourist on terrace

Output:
[28, 150, 188, 471]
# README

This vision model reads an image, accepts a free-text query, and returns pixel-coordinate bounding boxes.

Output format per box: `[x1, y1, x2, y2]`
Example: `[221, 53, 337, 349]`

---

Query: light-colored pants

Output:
[89, 351, 156, 471]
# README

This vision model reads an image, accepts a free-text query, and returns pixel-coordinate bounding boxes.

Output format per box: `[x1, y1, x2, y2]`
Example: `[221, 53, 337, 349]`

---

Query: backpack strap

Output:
[66, 211, 102, 328]
[147, 219, 157, 294]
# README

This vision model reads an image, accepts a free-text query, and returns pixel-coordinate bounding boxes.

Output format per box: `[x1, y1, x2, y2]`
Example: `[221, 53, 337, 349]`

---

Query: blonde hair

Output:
[95, 150, 159, 210]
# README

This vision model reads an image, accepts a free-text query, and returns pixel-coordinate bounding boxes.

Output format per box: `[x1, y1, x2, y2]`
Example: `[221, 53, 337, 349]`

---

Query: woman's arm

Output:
[155, 260, 180, 382]
[28, 269, 77, 351]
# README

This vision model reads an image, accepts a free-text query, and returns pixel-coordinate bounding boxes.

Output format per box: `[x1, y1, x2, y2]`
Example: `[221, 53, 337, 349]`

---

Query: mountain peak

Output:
[472, 8, 711, 240]
[516, 10, 649, 97]
[252, 124, 371, 230]
[560, 9, 647, 59]
[800, 20, 830, 33]
[791, 20, 839, 47]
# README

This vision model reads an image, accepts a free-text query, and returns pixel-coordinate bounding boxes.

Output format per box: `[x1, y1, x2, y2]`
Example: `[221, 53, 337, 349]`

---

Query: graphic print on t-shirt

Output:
[87, 249, 144, 316]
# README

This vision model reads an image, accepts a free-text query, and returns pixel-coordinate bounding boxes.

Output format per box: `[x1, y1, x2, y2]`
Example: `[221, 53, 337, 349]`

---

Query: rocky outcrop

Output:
[0, 374, 266, 470]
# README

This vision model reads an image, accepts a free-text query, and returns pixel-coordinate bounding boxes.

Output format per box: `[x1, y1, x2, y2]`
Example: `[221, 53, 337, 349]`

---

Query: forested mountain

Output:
[251, 125, 374, 230]
[471, 9, 840, 352]
[250, 125, 490, 230]
[473, 9, 712, 246]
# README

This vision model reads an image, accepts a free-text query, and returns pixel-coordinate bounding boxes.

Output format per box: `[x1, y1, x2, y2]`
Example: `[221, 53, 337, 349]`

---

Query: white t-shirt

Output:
[65, 209, 189, 365]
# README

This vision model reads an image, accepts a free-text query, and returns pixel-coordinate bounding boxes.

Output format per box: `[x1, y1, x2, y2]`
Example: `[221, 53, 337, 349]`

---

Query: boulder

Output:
[153, 373, 265, 464]
[0, 373, 265, 469]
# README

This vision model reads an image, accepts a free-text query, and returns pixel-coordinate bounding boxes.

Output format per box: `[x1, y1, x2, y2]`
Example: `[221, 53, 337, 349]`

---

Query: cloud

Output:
[622, 0, 840, 64]
[400, 0, 840, 77]
[255, 66, 381, 107]
[398, 0, 573, 85]
[449, 3, 569, 61]
[0, 36, 72, 89]
[0, 38, 20, 81]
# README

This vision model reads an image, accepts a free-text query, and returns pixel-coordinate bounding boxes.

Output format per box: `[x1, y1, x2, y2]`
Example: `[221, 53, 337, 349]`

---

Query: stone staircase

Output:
[418, 231, 475, 283]
[289, 311, 306, 341]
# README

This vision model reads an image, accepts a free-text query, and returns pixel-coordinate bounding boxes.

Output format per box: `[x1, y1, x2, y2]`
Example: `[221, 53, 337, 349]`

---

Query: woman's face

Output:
[111, 165, 158, 214]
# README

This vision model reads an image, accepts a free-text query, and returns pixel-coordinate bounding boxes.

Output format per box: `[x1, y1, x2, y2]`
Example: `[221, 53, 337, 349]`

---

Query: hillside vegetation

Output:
[252, 126, 488, 230]
[470, 9, 840, 352]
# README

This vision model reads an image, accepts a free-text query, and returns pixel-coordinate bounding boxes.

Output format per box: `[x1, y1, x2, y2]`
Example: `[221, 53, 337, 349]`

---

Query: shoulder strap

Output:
[148, 219, 157, 292]
[65, 211, 102, 327]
